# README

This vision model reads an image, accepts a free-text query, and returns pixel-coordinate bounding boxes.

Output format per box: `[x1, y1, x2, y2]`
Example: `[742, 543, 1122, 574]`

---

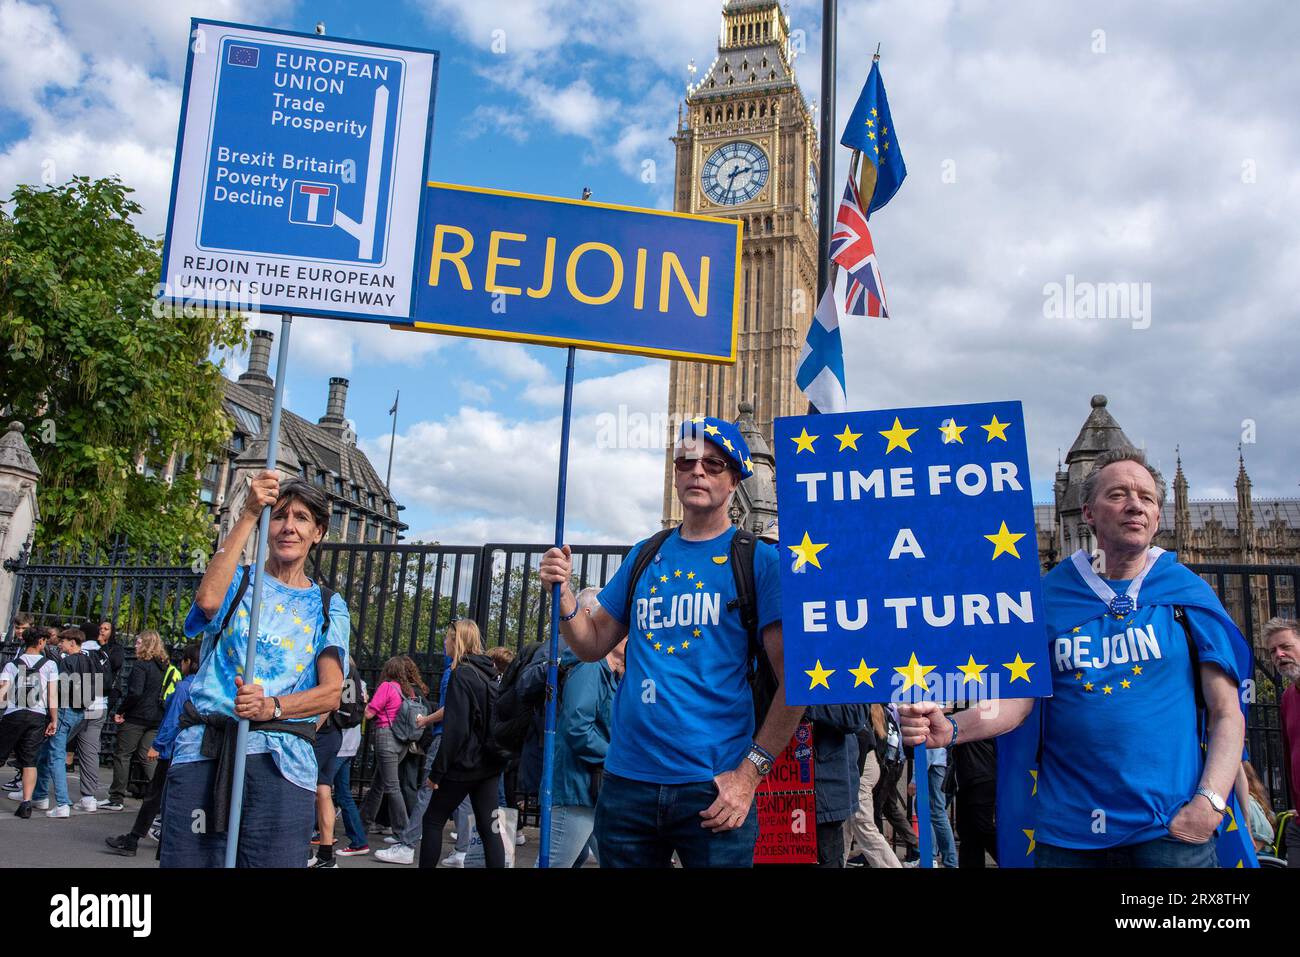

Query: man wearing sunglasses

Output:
[540, 416, 804, 867]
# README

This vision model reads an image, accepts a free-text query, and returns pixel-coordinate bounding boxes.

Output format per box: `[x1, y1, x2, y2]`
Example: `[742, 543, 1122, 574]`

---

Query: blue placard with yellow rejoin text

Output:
[774, 401, 1052, 705]
[407, 183, 743, 363]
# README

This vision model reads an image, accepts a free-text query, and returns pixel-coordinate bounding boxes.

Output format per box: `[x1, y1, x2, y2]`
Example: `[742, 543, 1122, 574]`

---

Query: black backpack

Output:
[624, 527, 775, 729]
[332, 662, 366, 730]
[488, 641, 569, 759]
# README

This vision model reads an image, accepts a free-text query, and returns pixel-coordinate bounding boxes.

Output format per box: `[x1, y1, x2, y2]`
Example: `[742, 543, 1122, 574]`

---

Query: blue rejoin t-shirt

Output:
[1038, 586, 1236, 849]
[174, 565, 350, 793]
[598, 526, 781, 785]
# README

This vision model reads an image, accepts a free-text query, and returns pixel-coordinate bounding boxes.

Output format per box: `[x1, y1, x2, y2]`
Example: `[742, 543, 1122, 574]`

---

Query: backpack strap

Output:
[727, 529, 759, 653]
[218, 565, 252, 635]
[318, 583, 335, 636]
[623, 528, 676, 622]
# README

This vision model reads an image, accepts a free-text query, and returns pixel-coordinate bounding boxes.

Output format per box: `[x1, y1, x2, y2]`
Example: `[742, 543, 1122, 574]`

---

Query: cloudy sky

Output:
[1, 0, 1295, 544]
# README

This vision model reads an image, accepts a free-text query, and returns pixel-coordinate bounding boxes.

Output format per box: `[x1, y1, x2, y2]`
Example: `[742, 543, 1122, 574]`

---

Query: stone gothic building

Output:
[661, 0, 819, 527]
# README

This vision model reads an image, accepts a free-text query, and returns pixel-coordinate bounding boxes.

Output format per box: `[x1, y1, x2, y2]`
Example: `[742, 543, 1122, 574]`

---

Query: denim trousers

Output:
[332, 758, 367, 847]
[542, 804, 597, 868]
[1036, 834, 1219, 868]
[929, 763, 958, 867]
[33, 708, 82, 807]
[359, 726, 409, 834]
[593, 772, 758, 868]
[159, 753, 315, 868]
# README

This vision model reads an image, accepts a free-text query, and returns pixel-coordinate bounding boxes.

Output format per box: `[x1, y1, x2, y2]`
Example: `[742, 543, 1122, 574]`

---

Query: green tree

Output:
[0, 176, 246, 551]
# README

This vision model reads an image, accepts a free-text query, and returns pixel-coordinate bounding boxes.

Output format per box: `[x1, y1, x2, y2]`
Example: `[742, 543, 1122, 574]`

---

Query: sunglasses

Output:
[674, 455, 733, 476]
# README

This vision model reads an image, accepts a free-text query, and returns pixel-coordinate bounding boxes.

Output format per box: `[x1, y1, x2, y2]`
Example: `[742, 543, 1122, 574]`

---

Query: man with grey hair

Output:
[902, 447, 1252, 867]
[1264, 616, 1300, 865]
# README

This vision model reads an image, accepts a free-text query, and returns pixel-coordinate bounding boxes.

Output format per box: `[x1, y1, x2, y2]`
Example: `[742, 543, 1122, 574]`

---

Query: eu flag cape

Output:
[997, 548, 1258, 868]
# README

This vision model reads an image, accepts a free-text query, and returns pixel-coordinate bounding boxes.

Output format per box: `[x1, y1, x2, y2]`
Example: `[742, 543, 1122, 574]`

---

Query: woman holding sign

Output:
[161, 471, 351, 868]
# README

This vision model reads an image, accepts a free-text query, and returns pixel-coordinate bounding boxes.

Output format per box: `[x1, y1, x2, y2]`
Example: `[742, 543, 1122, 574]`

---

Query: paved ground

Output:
[1, 770, 543, 868]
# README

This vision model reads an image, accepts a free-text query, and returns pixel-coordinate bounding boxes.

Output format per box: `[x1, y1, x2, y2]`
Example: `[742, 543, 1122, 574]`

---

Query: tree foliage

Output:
[0, 176, 246, 550]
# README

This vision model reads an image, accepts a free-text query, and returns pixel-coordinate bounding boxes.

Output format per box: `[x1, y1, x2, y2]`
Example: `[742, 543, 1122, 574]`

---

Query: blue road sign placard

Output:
[406, 183, 743, 363]
[161, 20, 438, 322]
[773, 401, 1052, 705]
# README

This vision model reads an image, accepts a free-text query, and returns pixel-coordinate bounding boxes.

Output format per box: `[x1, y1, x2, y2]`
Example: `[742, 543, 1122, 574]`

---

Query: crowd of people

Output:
[1, 416, 1298, 869]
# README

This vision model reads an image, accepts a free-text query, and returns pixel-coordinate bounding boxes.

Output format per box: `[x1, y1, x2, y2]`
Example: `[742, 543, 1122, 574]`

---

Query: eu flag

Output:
[840, 61, 906, 217]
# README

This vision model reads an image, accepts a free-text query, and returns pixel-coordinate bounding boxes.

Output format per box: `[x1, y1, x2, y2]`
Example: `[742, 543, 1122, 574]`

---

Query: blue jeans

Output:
[1036, 834, 1219, 868]
[332, 758, 366, 848]
[929, 764, 957, 867]
[159, 753, 315, 868]
[594, 773, 758, 868]
[541, 804, 597, 868]
[33, 708, 82, 807]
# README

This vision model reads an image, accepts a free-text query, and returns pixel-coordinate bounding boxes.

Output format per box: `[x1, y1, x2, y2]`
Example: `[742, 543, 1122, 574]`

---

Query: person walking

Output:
[358, 656, 423, 840]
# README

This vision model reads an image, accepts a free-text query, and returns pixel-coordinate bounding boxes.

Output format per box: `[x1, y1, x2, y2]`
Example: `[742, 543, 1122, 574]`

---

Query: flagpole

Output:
[385, 390, 399, 491]
[816, 0, 837, 300]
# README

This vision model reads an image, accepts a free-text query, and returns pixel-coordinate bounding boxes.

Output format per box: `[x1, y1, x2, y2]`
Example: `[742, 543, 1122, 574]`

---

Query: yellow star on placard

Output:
[1120, 679, 1132, 689]
[1102, 685, 1114, 695]
[1004, 654, 1034, 683]
[1084, 682, 1094, 692]
[660, 575, 668, 583]
[692, 628, 701, 637]
[894, 652, 936, 692]
[653, 642, 662, 651]
[957, 655, 988, 684]
[1029, 770, 1038, 796]
[645, 632, 654, 640]
[703, 423, 720, 436]
[694, 581, 704, 589]
[849, 659, 878, 687]
[1072, 626, 1082, 633]
[1132, 665, 1143, 675]
[667, 646, 676, 654]
[938, 419, 966, 444]
[878, 417, 918, 454]
[673, 569, 682, 578]
[788, 532, 829, 570]
[791, 428, 818, 453]
[984, 521, 1026, 560]
[870, 107, 878, 117]
[834, 424, 863, 451]
[1075, 672, 1083, 681]
[686, 571, 695, 579]
[805, 660, 834, 689]
[1225, 805, 1238, 832]
[681, 641, 690, 650]
[649, 585, 657, 594]
[982, 415, 1011, 442]
[1024, 829, 1036, 856]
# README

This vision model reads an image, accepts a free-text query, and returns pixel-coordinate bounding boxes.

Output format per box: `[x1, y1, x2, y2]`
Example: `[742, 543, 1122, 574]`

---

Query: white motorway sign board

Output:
[161, 19, 438, 322]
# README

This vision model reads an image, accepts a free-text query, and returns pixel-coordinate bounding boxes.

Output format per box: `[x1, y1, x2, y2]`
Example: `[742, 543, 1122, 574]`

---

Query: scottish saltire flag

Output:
[830, 176, 889, 318]
[840, 61, 906, 217]
[997, 549, 1258, 868]
[796, 279, 847, 413]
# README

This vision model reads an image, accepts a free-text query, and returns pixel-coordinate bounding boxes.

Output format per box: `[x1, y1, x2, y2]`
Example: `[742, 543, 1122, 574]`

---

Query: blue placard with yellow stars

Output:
[773, 400, 1050, 705]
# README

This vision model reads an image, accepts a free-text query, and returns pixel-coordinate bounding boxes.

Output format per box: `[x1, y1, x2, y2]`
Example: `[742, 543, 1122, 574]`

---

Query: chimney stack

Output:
[318, 377, 349, 436]
[237, 330, 275, 398]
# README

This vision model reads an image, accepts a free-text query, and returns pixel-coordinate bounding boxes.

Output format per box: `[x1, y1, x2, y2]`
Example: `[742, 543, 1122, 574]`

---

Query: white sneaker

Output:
[440, 851, 466, 868]
[6, 791, 24, 802]
[449, 831, 457, 841]
[31, 797, 49, 811]
[376, 844, 415, 865]
[76, 797, 98, 813]
[516, 832, 526, 846]
[46, 804, 70, 818]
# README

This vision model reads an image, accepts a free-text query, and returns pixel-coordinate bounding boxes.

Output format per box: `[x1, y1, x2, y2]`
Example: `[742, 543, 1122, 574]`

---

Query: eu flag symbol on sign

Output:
[772, 401, 1050, 706]
[226, 44, 260, 68]
[840, 61, 906, 217]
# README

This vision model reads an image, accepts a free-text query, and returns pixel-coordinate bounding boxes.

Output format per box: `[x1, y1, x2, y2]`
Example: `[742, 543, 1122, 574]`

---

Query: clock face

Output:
[701, 141, 770, 206]
[808, 162, 820, 230]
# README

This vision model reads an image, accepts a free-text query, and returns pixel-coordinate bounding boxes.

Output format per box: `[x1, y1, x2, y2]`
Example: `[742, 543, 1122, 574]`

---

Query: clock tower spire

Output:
[661, 0, 819, 526]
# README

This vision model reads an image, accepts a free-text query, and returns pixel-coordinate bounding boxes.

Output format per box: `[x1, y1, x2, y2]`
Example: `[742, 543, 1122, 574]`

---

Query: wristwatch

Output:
[271, 696, 283, 720]
[1195, 786, 1226, 815]
[744, 744, 774, 777]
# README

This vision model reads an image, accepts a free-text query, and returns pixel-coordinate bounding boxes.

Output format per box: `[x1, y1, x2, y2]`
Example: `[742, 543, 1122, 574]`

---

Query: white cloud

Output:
[363, 403, 665, 544]
[469, 340, 552, 385]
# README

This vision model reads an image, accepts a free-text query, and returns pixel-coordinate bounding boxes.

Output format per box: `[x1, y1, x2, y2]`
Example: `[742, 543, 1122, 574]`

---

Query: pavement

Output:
[1, 770, 544, 868]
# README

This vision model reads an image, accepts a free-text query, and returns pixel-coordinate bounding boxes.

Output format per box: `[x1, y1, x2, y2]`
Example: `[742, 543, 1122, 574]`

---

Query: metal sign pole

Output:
[223, 313, 293, 868]
[537, 345, 576, 868]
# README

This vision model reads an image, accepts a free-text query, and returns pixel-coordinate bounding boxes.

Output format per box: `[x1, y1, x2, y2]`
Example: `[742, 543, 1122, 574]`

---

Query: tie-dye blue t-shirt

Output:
[174, 565, 350, 792]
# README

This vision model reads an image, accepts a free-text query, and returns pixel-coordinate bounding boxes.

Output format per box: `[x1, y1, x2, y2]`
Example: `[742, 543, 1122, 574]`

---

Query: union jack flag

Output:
[829, 176, 889, 318]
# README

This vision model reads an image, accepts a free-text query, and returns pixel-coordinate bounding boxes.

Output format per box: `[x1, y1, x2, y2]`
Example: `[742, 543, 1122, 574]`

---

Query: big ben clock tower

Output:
[662, 0, 819, 526]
